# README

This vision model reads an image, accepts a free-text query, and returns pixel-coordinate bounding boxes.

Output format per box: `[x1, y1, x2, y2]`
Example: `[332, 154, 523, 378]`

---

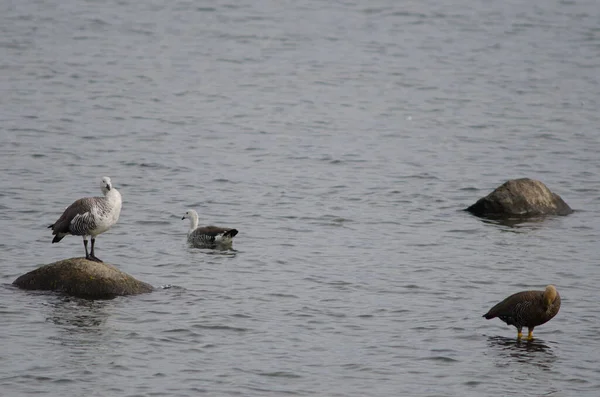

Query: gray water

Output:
[1, 0, 600, 396]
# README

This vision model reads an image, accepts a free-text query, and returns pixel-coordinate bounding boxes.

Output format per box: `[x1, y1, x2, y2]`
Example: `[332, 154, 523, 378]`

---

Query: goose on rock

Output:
[48, 176, 122, 262]
[182, 209, 238, 249]
[483, 285, 561, 340]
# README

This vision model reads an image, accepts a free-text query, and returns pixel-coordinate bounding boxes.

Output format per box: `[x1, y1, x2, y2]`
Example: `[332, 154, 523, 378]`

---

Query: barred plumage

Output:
[70, 209, 97, 236]
[483, 285, 561, 340]
[48, 177, 122, 262]
[182, 209, 238, 249]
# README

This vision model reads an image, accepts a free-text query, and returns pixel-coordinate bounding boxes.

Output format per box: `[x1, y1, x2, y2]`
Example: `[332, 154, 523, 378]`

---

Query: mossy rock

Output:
[13, 257, 153, 299]
[466, 178, 573, 218]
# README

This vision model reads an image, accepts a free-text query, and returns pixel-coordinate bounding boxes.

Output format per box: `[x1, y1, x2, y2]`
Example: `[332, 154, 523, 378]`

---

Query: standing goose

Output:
[483, 285, 561, 340]
[48, 176, 122, 262]
[182, 209, 238, 249]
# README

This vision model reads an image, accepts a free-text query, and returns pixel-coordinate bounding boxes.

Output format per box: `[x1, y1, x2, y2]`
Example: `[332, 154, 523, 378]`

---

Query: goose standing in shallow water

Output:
[182, 209, 238, 249]
[48, 176, 122, 262]
[483, 285, 561, 340]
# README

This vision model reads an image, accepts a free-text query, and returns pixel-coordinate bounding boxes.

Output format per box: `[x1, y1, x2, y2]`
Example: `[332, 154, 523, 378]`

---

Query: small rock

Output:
[466, 178, 573, 218]
[13, 258, 153, 299]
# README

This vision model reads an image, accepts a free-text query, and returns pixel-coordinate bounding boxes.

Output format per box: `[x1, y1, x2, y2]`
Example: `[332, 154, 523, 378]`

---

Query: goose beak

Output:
[106, 185, 111, 191]
[181, 216, 185, 220]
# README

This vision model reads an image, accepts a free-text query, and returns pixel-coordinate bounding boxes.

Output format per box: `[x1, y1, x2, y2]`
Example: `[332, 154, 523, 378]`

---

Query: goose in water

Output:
[48, 176, 122, 262]
[483, 285, 561, 340]
[182, 209, 238, 249]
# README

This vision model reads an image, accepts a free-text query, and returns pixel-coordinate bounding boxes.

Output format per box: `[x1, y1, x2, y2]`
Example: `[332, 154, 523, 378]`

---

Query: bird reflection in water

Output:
[191, 247, 239, 257]
[487, 335, 557, 370]
[204, 249, 238, 256]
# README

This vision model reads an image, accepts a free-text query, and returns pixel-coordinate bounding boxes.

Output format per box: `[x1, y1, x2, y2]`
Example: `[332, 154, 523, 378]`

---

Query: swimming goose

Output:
[48, 176, 122, 262]
[483, 285, 561, 340]
[182, 209, 238, 249]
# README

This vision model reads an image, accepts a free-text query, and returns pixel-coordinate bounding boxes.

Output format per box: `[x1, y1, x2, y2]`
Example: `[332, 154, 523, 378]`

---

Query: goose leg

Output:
[83, 237, 90, 260]
[88, 237, 102, 262]
[516, 326, 523, 340]
[527, 327, 534, 341]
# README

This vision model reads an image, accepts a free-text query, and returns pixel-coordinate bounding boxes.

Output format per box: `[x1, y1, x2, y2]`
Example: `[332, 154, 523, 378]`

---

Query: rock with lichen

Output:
[466, 178, 573, 218]
[13, 257, 153, 299]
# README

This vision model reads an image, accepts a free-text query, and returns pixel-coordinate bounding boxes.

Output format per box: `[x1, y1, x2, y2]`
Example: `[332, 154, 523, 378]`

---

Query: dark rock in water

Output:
[466, 178, 573, 218]
[13, 257, 153, 299]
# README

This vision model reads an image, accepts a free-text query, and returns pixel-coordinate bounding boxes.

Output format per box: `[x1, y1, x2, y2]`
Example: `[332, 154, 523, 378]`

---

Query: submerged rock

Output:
[13, 258, 153, 299]
[466, 178, 573, 218]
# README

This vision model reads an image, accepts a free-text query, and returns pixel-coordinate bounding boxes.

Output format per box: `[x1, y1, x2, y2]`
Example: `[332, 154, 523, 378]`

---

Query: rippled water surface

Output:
[2, 0, 600, 396]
